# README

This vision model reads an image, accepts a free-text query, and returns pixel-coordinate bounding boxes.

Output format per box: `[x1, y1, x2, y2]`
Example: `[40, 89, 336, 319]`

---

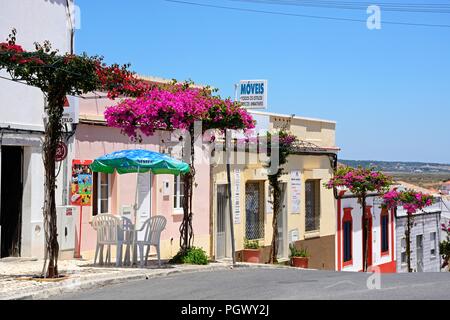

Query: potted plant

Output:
[289, 244, 309, 268]
[242, 238, 262, 263]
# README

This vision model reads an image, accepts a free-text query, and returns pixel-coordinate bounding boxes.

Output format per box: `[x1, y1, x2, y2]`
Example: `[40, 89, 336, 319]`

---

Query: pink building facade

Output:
[73, 93, 212, 260]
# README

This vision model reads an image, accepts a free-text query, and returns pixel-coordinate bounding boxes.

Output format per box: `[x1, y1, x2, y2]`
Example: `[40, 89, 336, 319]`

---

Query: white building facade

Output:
[335, 191, 397, 273]
[395, 201, 443, 273]
[0, 0, 76, 258]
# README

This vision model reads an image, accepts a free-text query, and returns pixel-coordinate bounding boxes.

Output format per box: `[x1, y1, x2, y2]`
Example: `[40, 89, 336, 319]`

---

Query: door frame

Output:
[416, 234, 424, 272]
[277, 182, 288, 259]
[363, 206, 373, 268]
[245, 181, 265, 241]
[0, 146, 24, 258]
[215, 184, 230, 259]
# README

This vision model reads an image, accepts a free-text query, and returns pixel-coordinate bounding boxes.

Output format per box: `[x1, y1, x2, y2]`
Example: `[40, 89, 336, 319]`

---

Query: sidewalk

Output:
[0, 258, 297, 300]
[0, 258, 237, 300]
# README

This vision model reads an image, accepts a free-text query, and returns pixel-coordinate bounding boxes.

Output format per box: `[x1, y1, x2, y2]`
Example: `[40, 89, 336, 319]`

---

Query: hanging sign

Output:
[234, 169, 241, 224]
[43, 95, 79, 125]
[62, 95, 79, 124]
[238, 80, 268, 109]
[70, 160, 93, 206]
[55, 141, 68, 162]
[290, 170, 302, 214]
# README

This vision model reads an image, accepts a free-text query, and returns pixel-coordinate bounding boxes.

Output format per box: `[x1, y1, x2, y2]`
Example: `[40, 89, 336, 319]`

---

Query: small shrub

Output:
[244, 238, 260, 249]
[170, 247, 209, 265]
[289, 243, 309, 258]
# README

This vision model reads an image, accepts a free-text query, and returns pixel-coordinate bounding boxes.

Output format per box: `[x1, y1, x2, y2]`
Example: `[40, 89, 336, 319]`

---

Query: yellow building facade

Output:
[210, 111, 339, 270]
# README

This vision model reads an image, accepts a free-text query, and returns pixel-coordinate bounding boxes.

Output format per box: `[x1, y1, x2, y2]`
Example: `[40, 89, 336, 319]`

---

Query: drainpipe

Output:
[62, 0, 75, 205]
[226, 129, 236, 266]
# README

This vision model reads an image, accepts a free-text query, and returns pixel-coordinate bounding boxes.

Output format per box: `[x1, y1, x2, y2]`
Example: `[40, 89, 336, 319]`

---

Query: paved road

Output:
[55, 267, 450, 300]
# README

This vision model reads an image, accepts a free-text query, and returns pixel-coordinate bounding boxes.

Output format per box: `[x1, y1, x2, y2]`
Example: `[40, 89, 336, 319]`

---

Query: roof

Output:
[394, 181, 440, 196]
[248, 110, 336, 125]
[137, 75, 207, 89]
[290, 140, 340, 154]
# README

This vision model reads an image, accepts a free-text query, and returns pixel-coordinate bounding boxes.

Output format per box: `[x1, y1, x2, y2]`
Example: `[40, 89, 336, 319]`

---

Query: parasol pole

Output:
[132, 165, 140, 266]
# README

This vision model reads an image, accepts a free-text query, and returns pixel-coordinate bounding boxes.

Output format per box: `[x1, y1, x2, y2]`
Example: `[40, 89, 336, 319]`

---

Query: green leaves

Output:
[244, 238, 261, 249]
[289, 244, 309, 258]
[170, 247, 209, 265]
[0, 30, 146, 99]
[325, 166, 393, 197]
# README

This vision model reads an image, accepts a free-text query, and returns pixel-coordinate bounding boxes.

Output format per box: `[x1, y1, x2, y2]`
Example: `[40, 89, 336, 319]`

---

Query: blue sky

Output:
[75, 0, 450, 163]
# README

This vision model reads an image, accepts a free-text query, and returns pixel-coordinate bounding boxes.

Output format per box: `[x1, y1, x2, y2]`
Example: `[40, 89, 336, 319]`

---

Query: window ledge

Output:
[343, 260, 353, 267]
[172, 209, 184, 216]
[304, 231, 320, 239]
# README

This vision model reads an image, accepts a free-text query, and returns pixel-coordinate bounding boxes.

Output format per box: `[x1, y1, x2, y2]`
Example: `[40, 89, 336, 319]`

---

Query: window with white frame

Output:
[174, 175, 184, 210]
[94, 172, 110, 215]
[430, 232, 437, 258]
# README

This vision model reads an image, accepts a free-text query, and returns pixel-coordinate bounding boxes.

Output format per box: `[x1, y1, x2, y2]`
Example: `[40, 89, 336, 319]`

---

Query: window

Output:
[381, 209, 389, 255]
[430, 232, 437, 258]
[174, 175, 184, 210]
[343, 208, 353, 266]
[401, 237, 407, 265]
[245, 182, 264, 240]
[93, 172, 110, 216]
[305, 180, 320, 232]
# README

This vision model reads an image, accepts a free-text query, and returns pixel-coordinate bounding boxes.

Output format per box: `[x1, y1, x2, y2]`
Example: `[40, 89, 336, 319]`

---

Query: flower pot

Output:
[291, 257, 309, 268]
[243, 249, 261, 263]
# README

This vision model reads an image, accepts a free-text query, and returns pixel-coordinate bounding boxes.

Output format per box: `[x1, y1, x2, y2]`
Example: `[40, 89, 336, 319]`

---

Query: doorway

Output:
[363, 207, 373, 268]
[277, 183, 287, 259]
[136, 173, 152, 241]
[1, 146, 24, 258]
[416, 234, 424, 272]
[216, 184, 228, 259]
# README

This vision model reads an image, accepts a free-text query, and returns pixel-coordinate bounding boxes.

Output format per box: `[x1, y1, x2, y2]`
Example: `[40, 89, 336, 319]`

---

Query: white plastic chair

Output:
[120, 216, 134, 266]
[135, 215, 167, 267]
[92, 214, 125, 267]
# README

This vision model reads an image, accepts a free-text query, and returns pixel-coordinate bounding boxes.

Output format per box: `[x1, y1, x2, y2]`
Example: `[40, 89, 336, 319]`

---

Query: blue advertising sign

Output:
[238, 80, 268, 109]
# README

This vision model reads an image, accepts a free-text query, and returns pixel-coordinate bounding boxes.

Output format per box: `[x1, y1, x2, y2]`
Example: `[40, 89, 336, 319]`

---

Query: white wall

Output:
[0, 0, 72, 258]
[0, 0, 72, 131]
[396, 212, 441, 273]
[339, 196, 396, 272]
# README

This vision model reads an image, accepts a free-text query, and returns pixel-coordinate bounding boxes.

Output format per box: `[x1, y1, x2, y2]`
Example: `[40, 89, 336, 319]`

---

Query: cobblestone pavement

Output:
[0, 257, 237, 300]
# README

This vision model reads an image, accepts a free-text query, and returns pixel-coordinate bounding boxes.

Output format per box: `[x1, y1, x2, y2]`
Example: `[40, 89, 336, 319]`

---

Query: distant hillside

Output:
[339, 160, 450, 174]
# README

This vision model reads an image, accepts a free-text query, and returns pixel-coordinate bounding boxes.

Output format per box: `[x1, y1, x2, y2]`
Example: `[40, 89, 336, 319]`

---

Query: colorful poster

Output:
[70, 160, 93, 206]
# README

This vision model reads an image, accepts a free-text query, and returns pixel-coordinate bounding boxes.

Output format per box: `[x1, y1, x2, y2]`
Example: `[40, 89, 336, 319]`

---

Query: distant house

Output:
[335, 190, 397, 273]
[335, 182, 445, 274]
[439, 181, 450, 195]
[395, 203, 442, 273]
[440, 198, 450, 253]
[394, 184, 443, 273]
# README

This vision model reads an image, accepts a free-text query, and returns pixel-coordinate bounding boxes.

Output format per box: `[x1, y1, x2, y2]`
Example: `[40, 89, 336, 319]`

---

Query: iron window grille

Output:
[305, 180, 321, 232]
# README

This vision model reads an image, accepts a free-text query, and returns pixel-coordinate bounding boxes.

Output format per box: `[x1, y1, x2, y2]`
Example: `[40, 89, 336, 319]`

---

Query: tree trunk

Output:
[268, 172, 281, 264]
[42, 90, 64, 278]
[179, 129, 195, 252]
[362, 195, 369, 272]
[406, 214, 413, 273]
